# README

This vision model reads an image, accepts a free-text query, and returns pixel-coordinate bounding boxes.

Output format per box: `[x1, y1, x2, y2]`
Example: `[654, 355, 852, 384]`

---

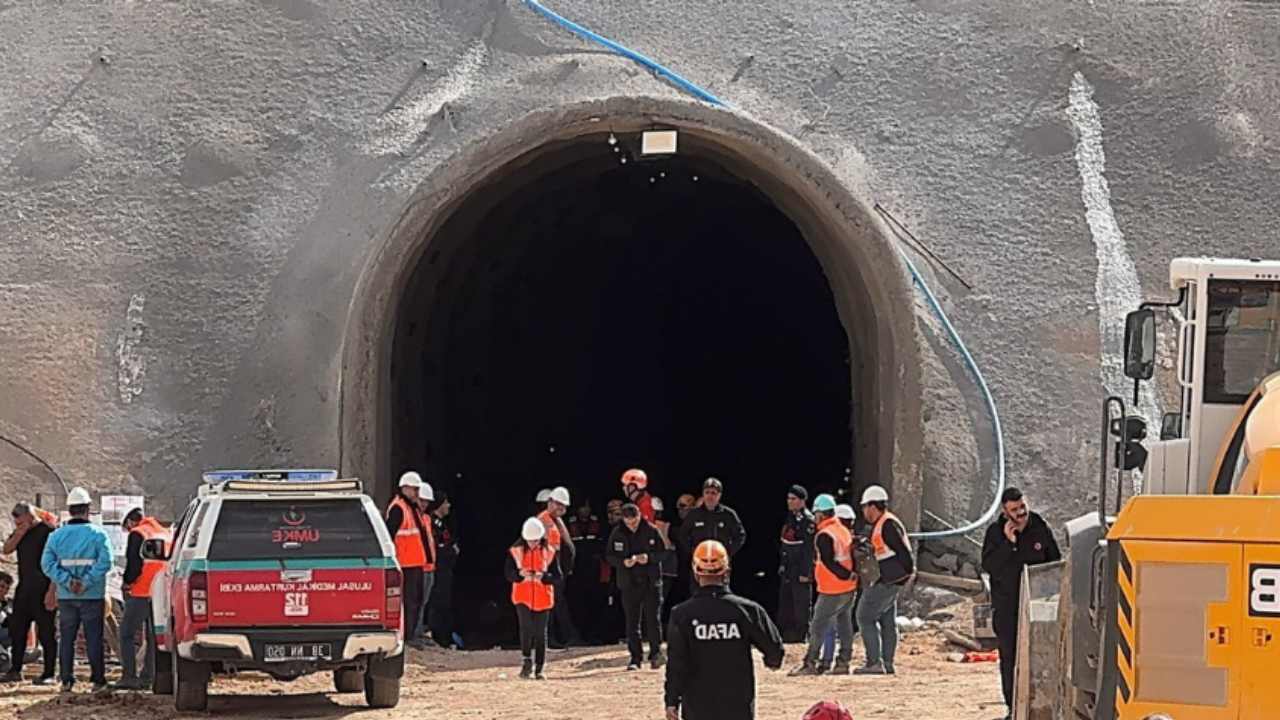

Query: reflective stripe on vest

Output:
[130, 517, 172, 599]
[813, 517, 857, 595]
[871, 511, 906, 561]
[510, 545, 556, 611]
[388, 496, 426, 568]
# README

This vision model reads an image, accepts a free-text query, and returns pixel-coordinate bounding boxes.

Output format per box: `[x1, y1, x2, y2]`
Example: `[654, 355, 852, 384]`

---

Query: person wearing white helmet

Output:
[385, 471, 436, 644]
[819, 504, 861, 668]
[410, 479, 439, 646]
[40, 487, 113, 693]
[537, 486, 582, 648]
[790, 494, 856, 676]
[505, 517, 561, 679]
[855, 484, 914, 675]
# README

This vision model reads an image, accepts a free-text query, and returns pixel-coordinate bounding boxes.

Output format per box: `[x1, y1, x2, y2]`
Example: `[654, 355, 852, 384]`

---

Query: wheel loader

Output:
[1014, 257, 1280, 720]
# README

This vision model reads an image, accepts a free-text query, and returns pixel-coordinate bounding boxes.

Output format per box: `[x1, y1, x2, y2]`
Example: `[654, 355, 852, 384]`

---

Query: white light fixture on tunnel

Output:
[641, 129, 678, 156]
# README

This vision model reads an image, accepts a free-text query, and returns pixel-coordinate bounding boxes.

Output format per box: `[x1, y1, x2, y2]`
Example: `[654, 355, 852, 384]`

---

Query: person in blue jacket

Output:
[40, 487, 113, 694]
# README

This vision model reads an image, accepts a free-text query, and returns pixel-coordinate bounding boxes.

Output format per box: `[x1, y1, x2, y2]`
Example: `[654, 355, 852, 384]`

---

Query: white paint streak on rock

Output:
[116, 293, 147, 404]
[1066, 71, 1161, 425]
[362, 42, 486, 157]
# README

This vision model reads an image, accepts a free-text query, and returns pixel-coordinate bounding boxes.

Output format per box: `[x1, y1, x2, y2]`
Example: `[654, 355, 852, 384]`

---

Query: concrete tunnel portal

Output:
[340, 100, 924, 645]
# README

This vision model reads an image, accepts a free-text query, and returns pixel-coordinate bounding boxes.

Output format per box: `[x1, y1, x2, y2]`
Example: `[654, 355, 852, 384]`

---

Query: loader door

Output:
[1114, 540, 1241, 720]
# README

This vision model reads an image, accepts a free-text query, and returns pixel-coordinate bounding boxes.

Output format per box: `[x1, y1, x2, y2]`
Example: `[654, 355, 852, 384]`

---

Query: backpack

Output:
[852, 535, 880, 587]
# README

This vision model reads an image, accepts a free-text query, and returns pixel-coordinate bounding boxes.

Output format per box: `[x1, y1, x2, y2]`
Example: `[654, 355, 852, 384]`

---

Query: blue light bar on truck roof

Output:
[202, 469, 339, 483]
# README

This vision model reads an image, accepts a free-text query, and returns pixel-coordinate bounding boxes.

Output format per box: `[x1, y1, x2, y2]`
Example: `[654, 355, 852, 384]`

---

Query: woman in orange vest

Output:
[504, 517, 560, 680]
[118, 507, 171, 689]
[790, 494, 857, 676]
[385, 472, 434, 643]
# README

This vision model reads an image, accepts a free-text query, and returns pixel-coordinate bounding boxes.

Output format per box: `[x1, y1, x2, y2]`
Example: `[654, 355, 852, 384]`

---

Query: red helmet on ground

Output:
[620, 468, 648, 490]
[802, 701, 853, 720]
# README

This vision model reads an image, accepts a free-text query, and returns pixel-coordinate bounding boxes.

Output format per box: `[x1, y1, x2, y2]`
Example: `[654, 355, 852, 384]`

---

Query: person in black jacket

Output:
[854, 485, 914, 675]
[981, 487, 1061, 718]
[677, 478, 746, 591]
[664, 540, 783, 720]
[777, 485, 816, 643]
[1, 503, 56, 685]
[607, 503, 670, 669]
[428, 492, 460, 649]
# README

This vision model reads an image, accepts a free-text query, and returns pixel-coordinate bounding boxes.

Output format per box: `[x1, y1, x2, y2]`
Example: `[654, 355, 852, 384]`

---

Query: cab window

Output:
[1203, 279, 1280, 404]
[206, 499, 382, 560]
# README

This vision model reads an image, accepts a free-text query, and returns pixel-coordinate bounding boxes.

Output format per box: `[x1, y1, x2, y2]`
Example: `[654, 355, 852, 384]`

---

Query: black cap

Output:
[788, 484, 808, 501]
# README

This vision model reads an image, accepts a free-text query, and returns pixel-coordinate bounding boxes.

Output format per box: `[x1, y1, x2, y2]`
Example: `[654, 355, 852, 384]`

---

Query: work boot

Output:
[0, 671, 20, 683]
[650, 650, 665, 670]
[788, 663, 824, 677]
[59, 682, 73, 694]
[534, 667, 547, 680]
[853, 662, 887, 675]
[91, 682, 111, 695]
[32, 675, 55, 687]
[829, 661, 850, 675]
[884, 662, 896, 675]
[626, 660, 641, 671]
[519, 658, 533, 679]
[113, 678, 142, 691]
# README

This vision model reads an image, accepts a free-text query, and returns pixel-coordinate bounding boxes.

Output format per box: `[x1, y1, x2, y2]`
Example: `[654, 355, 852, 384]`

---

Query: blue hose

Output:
[519, 1, 1005, 539]
[519, 0, 727, 107]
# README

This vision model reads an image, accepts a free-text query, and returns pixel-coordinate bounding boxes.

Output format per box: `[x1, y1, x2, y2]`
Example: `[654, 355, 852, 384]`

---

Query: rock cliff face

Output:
[2, 0, 1277, 536]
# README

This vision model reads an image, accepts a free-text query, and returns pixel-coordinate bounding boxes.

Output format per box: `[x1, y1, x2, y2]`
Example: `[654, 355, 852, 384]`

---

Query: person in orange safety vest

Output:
[790, 494, 857, 676]
[854, 484, 914, 676]
[505, 517, 561, 680]
[385, 471, 435, 644]
[116, 507, 171, 689]
[537, 487, 581, 647]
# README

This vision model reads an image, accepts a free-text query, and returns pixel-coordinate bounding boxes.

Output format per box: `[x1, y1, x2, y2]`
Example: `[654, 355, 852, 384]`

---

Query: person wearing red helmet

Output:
[801, 700, 853, 720]
[620, 468, 656, 523]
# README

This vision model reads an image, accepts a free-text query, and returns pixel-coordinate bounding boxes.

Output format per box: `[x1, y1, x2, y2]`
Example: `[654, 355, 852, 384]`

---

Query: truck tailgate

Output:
[208, 564, 386, 626]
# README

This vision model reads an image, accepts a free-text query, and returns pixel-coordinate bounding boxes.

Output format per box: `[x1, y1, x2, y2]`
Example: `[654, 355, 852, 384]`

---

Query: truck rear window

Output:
[207, 499, 383, 560]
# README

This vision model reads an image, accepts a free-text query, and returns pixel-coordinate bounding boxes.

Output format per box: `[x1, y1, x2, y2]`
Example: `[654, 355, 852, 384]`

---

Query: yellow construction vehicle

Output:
[1018, 258, 1280, 720]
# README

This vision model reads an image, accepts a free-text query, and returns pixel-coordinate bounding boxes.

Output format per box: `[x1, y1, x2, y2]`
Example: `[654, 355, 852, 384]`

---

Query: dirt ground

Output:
[0, 622, 1006, 720]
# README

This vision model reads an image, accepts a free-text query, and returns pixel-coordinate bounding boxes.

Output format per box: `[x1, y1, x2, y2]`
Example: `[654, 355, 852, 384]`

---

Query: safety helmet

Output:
[692, 540, 729, 575]
[812, 494, 837, 513]
[535, 488, 552, 503]
[420, 482, 435, 502]
[860, 485, 890, 505]
[66, 487, 92, 506]
[522, 517, 546, 542]
[651, 496, 664, 513]
[835, 504, 856, 521]
[802, 700, 853, 720]
[621, 468, 648, 490]
[549, 487, 571, 506]
[398, 471, 424, 489]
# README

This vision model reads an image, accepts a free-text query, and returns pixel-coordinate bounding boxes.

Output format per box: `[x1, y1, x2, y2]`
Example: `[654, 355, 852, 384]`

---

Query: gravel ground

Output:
[0, 612, 1005, 720]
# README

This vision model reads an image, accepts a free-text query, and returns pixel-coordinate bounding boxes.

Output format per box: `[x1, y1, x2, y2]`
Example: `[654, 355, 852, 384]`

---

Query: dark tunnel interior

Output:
[389, 134, 854, 647]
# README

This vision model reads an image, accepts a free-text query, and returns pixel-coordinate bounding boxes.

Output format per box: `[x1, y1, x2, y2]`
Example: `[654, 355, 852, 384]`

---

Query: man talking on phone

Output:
[981, 487, 1060, 720]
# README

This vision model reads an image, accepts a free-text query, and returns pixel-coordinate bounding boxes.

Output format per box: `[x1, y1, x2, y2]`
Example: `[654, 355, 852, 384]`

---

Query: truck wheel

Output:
[364, 674, 400, 709]
[333, 668, 365, 693]
[173, 652, 209, 712]
[152, 649, 174, 695]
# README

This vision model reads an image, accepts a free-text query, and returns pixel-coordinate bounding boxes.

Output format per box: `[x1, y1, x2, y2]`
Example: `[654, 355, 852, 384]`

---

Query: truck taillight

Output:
[190, 571, 208, 622]
[385, 568, 402, 626]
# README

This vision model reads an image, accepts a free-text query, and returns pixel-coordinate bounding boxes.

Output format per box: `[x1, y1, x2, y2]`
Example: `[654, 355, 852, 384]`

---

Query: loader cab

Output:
[1122, 257, 1280, 495]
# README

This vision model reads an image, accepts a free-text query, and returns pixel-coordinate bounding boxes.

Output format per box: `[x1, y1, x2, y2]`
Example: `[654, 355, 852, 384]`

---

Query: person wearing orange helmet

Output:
[664, 540, 783, 720]
[801, 701, 854, 720]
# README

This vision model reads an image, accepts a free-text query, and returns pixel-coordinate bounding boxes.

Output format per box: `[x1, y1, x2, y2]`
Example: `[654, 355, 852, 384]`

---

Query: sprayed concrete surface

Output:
[2, 1, 1280, 536]
[0, 633, 1001, 720]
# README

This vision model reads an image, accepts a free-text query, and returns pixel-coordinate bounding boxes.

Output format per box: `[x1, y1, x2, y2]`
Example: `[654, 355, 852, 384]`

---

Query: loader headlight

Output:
[1142, 714, 1174, 720]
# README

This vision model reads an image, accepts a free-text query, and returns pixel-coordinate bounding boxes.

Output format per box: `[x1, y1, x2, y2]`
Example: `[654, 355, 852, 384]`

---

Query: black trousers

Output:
[778, 579, 812, 643]
[402, 567, 424, 641]
[428, 566, 455, 646]
[9, 592, 55, 678]
[548, 577, 581, 645]
[621, 580, 662, 662]
[994, 609, 1018, 709]
[516, 605, 549, 669]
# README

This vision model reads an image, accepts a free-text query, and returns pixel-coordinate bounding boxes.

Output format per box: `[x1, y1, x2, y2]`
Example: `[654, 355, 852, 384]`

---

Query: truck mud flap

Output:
[367, 650, 404, 680]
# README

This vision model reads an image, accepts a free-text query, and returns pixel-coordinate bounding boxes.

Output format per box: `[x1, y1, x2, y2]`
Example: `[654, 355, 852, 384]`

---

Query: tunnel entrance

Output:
[342, 99, 925, 650]
[390, 133, 853, 644]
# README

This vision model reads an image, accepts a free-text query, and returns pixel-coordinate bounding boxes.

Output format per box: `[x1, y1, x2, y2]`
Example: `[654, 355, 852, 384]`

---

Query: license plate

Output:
[263, 643, 332, 662]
